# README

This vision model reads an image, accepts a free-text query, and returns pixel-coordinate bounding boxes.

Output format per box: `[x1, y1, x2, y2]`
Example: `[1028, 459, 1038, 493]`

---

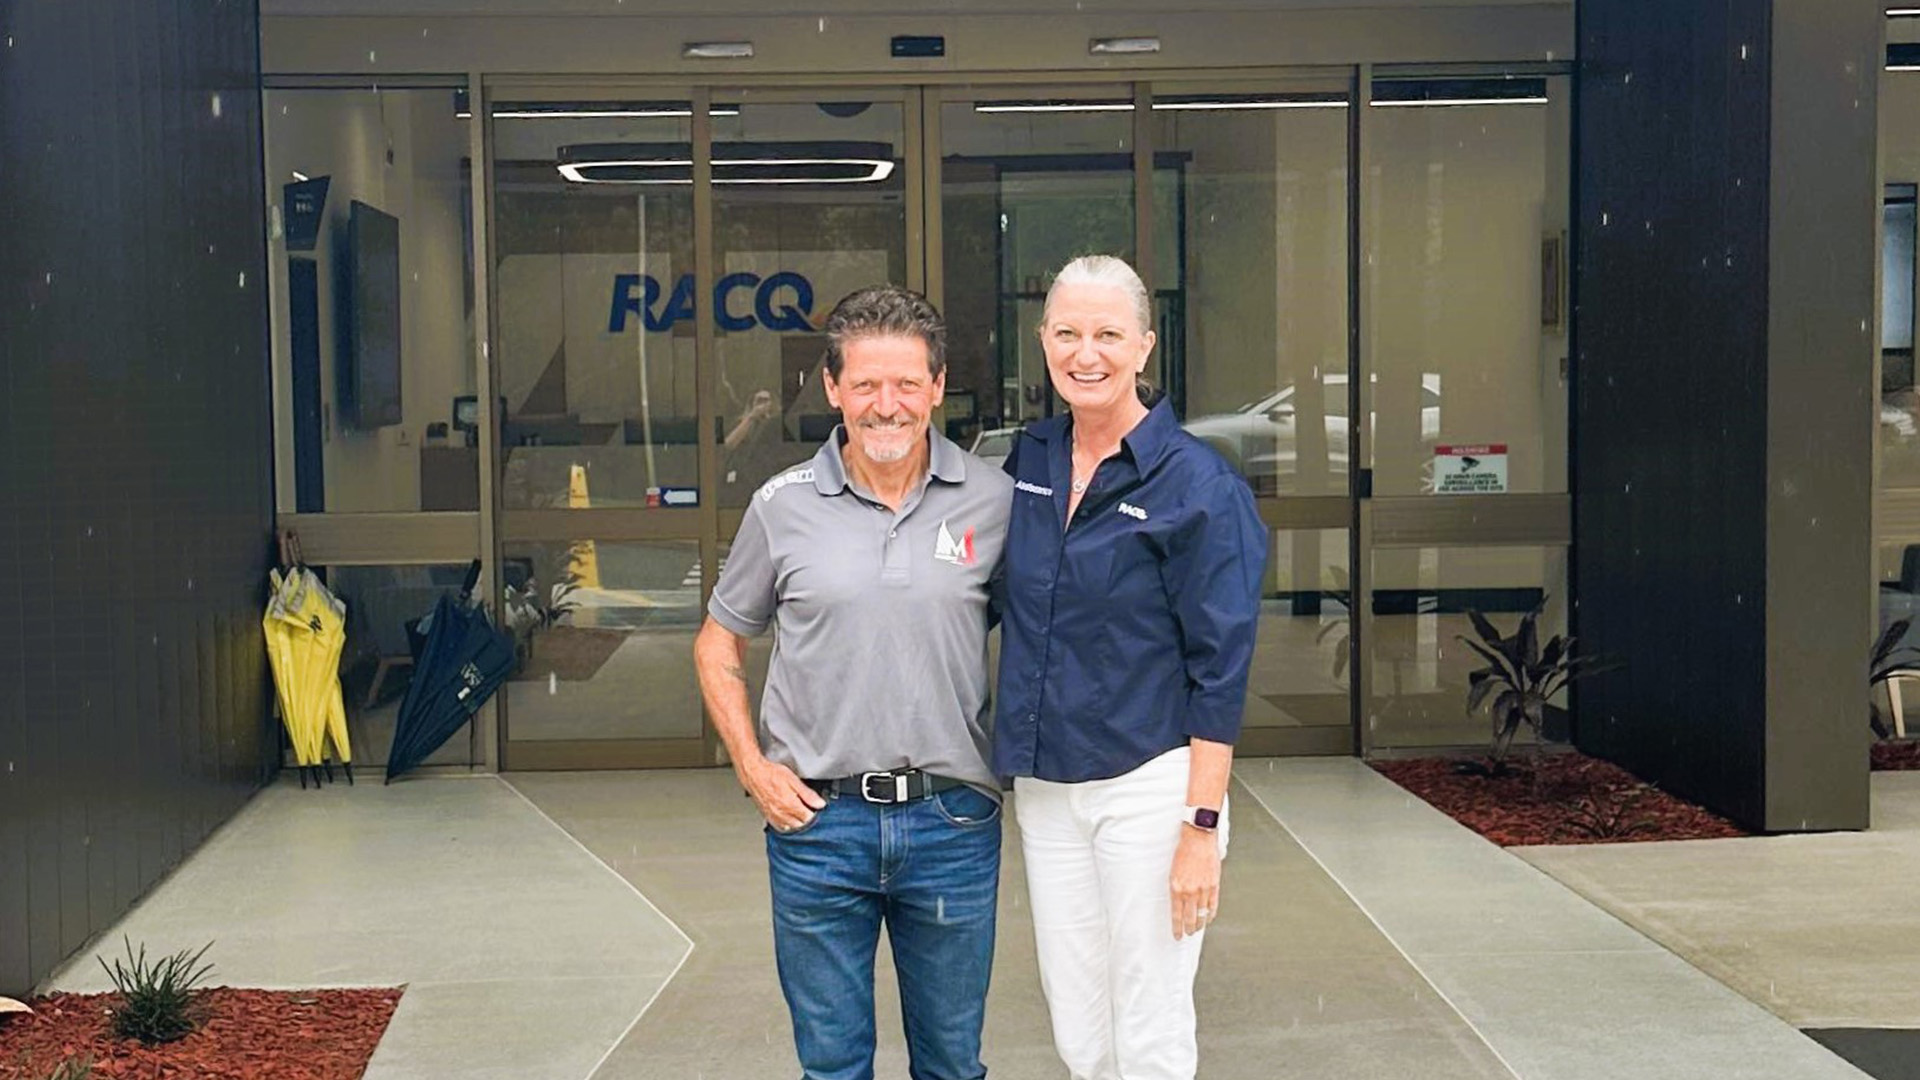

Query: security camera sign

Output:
[1433, 444, 1508, 494]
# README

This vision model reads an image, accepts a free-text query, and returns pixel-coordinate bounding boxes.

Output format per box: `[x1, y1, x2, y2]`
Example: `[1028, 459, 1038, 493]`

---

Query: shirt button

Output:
[888, 529, 897, 538]
[1027, 713, 1038, 723]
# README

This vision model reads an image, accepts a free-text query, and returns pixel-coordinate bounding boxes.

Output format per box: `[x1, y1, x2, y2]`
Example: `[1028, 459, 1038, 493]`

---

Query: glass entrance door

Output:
[485, 84, 914, 768]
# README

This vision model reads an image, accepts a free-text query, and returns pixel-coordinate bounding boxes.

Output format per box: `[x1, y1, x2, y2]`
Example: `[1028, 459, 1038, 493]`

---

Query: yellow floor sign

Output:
[568, 463, 601, 588]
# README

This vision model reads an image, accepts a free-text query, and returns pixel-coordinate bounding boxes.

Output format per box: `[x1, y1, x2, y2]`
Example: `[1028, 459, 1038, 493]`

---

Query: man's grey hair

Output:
[821, 284, 947, 380]
[1041, 254, 1153, 336]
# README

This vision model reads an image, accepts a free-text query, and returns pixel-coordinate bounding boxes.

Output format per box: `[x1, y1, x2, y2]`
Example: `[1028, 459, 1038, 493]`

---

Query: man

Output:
[693, 284, 1012, 1080]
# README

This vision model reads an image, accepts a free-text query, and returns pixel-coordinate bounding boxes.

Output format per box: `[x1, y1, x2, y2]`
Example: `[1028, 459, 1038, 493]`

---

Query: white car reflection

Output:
[1181, 374, 1441, 494]
[969, 426, 1021, 469]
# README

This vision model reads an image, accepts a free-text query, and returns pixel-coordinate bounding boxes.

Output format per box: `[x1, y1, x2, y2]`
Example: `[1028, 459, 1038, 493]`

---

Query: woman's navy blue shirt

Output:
[993, 397, 1268, 783]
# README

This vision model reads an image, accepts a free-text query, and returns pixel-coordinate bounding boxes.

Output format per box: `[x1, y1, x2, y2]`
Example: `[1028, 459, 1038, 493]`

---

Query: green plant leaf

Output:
[1458, 635, 1519, 687]
[1466, 608, 1504, 650]
[1466, 673, 1499, 714]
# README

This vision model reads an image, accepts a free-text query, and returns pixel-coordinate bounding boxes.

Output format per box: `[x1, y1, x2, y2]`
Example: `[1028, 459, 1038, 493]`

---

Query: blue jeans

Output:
[766, 784, 1003, 1080]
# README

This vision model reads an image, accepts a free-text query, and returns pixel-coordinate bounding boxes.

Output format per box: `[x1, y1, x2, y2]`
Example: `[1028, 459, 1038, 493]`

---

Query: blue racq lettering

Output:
[607, 272, 816, 333]
[755, 271, 815, 332]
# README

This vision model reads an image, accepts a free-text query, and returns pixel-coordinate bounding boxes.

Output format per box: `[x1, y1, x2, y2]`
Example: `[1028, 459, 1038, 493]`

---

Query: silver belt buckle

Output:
[859, 770, 909, 803]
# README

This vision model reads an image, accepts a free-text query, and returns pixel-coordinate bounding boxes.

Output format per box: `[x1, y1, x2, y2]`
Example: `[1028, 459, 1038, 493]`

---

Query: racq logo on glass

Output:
[608, 271, 816, 333]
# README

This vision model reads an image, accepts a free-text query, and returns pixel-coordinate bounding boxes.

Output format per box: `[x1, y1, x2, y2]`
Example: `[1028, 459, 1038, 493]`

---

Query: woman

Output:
[995, 255, 1266, 1080]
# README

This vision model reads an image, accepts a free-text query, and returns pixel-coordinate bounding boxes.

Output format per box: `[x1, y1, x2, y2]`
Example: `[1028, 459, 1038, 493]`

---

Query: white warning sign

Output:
[1433, 444, 1508, 495]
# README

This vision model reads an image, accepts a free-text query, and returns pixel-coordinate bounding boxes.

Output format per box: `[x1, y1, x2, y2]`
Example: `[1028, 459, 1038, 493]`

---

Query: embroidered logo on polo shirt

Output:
[1117, 502, 1149, 520]
[1015, 480, 1054, 497]
[757, 467, 814, 501]
[934, 521, 977, 566]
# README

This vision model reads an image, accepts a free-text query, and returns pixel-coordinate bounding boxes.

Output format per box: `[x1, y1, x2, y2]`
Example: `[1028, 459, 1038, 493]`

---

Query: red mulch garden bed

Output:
[1873, 739, 1920, 771]
[1371, 751, 1750, 846]
[0, 987, 402, 1080]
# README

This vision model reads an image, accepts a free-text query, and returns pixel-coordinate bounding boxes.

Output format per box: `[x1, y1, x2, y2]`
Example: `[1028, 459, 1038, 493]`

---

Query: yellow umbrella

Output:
[263, 565, 354, 786]
[263, 569, 319, 770]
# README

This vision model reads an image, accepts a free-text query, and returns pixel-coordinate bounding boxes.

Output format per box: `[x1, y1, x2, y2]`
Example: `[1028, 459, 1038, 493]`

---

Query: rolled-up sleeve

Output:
[1160, 473, 1268, 744]
[709, 500, 777, 636]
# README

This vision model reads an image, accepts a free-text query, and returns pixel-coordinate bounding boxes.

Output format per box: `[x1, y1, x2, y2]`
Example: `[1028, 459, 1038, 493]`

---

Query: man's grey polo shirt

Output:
[708, 427, 1012, 793]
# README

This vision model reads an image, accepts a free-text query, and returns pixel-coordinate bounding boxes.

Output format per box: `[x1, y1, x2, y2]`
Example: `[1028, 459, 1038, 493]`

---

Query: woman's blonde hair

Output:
[1040, 254, 1152, 336]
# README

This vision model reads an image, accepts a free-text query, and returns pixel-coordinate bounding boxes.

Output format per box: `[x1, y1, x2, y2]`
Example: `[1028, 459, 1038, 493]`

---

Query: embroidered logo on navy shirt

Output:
[1117, 501, 1149, 520]
[1015, 479, 1054, 497]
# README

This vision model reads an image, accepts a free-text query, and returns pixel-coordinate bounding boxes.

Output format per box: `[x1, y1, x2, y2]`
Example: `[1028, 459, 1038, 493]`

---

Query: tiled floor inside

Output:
[39, 760, 1877, 1079]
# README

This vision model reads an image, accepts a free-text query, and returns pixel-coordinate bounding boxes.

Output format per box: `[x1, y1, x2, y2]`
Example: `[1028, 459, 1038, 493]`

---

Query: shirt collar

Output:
[811, 425, 966, 496]
[1034, 390, 1179, 474]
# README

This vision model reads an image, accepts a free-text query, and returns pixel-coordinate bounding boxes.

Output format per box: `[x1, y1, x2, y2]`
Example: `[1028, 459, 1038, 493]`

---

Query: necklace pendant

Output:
[1071, 477, 1089, 494]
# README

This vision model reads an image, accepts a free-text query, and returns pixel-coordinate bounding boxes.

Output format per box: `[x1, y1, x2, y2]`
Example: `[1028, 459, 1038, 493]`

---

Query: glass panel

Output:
[1151, 84, 1350, 495]
[502, 539, 704, 743]
[1883, 186, 1920, 487]
[1247, 529, 1351, 732]
[1366, 75, 1571, 496]
[712, 93, 910, 507]
[939, 86, 1136, 443]
[325, 563, 476, 768]
[263, 87, 477, 513]
[1366, 545, 1570, 751]
[490, 99, 699, 510]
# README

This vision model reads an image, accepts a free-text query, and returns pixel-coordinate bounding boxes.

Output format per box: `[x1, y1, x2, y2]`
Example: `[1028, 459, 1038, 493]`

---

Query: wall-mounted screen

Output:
[341, 199, 403, 428]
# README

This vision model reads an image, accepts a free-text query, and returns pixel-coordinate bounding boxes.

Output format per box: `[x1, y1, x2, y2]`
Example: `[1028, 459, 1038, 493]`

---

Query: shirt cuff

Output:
[707, 595, 768, 637]
[1181, 699, 1245, 745]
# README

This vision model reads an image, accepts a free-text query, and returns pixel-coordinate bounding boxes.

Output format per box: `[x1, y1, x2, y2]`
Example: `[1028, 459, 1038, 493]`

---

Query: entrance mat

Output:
[1805, 1029, 1920, 1079]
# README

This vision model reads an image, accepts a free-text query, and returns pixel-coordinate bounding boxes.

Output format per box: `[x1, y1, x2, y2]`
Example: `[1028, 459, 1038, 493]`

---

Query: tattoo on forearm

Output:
[722, 662, 747, 683]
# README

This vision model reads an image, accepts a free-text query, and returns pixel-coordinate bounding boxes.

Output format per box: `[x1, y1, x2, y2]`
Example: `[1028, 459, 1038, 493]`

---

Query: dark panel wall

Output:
[0, 1, 274, 997]
[1574, 0, 1876, 831]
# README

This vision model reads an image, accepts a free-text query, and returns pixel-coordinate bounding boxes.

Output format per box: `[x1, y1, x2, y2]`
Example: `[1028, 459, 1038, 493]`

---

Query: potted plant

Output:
[1458, 600, 1616, 774]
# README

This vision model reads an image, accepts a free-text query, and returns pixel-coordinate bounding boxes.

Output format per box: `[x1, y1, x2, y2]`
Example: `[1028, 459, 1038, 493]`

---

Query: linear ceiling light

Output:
[453, 91, 740, 119]
[683, 41, 754, 59]
[1889, 7, 1920, 17]
[974, 100, 1134, 113]
[556, 141, 897, 185]
[975, 94, 1347, 114]
[1089, 36, 1161, 55]
[1370, 77, 1551, 107]
[1369, 96, 1549, 107]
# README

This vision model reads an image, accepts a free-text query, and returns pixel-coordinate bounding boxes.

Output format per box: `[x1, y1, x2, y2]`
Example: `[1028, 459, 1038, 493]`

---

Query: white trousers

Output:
[1014, 747, 1229, 1080]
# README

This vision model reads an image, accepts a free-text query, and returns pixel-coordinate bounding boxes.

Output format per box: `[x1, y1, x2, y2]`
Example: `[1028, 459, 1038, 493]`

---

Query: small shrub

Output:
[97, 937, 215, 1045]
[1563, 785, 1660, 840]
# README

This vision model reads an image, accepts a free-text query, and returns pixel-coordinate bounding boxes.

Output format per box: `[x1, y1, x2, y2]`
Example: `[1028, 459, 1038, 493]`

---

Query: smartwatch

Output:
[1183, 805, 1220, 831]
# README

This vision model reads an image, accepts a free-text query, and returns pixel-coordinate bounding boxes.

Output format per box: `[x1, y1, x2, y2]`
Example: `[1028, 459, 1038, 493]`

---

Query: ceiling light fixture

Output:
[1089, 36, 1161, 55]
[1370, 77, 1551, 108]
[975, 94, 1346, 114]
[1370, 96, 1550, 107]
[556, 141, 897, 185]
[683, 41, 754, 59]
[453, 91, 740, 120]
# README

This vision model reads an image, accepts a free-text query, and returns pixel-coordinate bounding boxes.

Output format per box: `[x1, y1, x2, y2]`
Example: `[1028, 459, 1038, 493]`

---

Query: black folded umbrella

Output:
[385, 560, 516, 783]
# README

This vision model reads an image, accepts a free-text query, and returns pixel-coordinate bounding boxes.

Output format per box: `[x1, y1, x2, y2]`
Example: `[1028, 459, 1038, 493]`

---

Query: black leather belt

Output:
[806, 768, 966, 805]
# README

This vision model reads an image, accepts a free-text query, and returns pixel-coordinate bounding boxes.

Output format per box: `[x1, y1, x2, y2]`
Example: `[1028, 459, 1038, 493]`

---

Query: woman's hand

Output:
[1169, 823, 1222, 940]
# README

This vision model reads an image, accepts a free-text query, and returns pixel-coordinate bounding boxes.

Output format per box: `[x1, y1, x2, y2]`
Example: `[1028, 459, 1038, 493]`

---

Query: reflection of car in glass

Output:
[970, 427, 1021, 469]
[1181, 374, 1441, 494]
